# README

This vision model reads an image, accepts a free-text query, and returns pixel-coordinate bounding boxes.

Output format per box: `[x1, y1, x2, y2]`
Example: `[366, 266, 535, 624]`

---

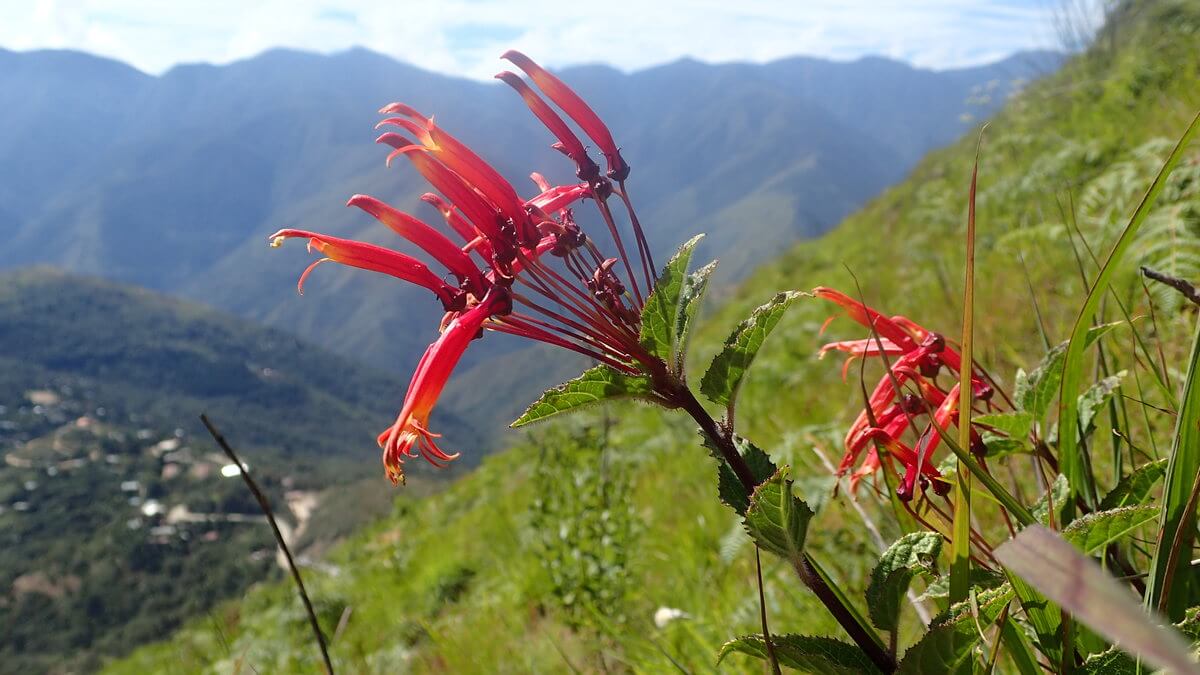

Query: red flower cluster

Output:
[271, 52, 659, 483]
[815, 288, 997, 501]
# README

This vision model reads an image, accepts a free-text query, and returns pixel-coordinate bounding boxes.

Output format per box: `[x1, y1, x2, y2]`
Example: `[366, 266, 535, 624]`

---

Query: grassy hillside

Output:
[105, 1, 1200, 672]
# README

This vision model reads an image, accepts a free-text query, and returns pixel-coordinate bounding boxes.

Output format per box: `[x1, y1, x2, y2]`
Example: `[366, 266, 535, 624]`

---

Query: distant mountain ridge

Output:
[0, 44, 1061, 433]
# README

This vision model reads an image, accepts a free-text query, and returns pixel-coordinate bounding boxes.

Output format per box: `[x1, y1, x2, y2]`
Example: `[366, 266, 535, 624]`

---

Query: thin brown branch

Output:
[1141, 265, 1200, 308]
[200, 414, 335, 675]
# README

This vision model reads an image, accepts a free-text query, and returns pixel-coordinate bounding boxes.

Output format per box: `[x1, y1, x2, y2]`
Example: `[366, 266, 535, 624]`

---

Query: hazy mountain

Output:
[0, 45, 1061, 430]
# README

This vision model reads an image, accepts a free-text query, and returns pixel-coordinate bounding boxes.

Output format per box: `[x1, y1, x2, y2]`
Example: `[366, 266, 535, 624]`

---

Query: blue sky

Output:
[0, 1, 1102, 78]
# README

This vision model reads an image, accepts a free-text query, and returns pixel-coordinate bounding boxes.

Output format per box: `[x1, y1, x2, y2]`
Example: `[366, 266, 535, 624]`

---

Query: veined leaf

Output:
[1015, 343, 1067, 421]
[1062, 505, 1160, 556]
[674, 259, 718, 371]
[511, 366, 655, 427]
[743, 466, 814, 562]
[1100, 458, 1168, 510]
[1015, 322, 1122, 421]
[866, 532, 942, 633]
[1033, 474, 1071, 527]
[1059, 111, 1200, 510]
[981, 433, 1032, 459]
[714, 435, 777, 516]
[1078, 371, 1127, 439]
[1080, 648, 1138, 674]
[718, 634, 881, 674]
[639, 234, 703, 364]
[896, 584, 1014, 674]
[974, 411, 1034, 440]
[996, 526, 1198, 674]
[700, 291, 802, 408]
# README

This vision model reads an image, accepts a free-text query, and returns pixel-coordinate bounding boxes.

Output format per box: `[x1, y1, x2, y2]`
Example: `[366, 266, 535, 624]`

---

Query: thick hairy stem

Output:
[668, 379, 897, 673]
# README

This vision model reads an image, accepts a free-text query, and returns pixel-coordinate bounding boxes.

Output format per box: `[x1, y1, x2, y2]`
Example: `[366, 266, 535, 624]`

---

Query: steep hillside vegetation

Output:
[106, 2, 1200, 672]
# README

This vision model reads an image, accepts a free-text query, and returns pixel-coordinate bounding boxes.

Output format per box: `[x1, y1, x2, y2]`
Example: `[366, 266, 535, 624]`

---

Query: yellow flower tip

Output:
[270, 235, 286, 248]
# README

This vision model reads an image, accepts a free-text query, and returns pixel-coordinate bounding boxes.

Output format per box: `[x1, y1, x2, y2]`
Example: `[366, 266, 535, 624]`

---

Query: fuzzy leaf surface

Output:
[1100, 459, 1168, 510]
[897, 584, 1014, 674]
[1062, 505, 1160, 556]
[640, 234, 703, 364]
[866, 532, 942, 633]
[701, 291, 802, 407]
[674, 259, 717, 370]
[714, 435, 778, 515]
[718, 634, 881, 674]
[512, 366, 655, 427]
[743, 466, 814, 562]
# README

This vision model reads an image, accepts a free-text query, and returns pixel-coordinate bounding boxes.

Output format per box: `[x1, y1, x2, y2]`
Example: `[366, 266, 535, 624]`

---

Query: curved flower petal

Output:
[347, 194, 484, 291]
[813, 287, 920, 351]
[502, 50, 629, 180]
[270, 229, 457, 306]
[378, 292, 503, 484]
[495, 70, 599, 179]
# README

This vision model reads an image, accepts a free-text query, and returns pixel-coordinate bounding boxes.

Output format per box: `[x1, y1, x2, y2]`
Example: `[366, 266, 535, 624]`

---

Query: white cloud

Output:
[0, 1, 1099, 77]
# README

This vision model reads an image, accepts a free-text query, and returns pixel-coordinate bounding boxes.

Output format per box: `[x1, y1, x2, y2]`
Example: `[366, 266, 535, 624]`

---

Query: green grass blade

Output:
[950, 140, 981, 607]
[1057, 110, 1200, 512]
[1145, 316, 1200, 620]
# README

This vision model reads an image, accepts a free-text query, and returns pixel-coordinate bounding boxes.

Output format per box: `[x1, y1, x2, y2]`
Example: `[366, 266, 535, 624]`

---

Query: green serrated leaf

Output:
[743, 466, 814, 562]
[1078, 371, 1127, 438]
[1080, 648, 1138, 674]
[917, 569, 1005, 602]
[897, 584, 1014, 674]
[674, 259, 718, 371]
[1015, 343, 1067, 421]
[1062, 505, 1160, 556]
[639, 234, 703, 364]
[1015, 323, 1122, 421]
[718, 634, 882, 674]
[974, 411, 1034, 439]
[1100, 459, 1169, 510]
[701, 291, 803, 408]
[866, 533, 943, 633]
[511, 366, 655, 427]
[982, 433, 1032, 459]
[1033, 474, 1071, 526]
[713, 436, 778, 515]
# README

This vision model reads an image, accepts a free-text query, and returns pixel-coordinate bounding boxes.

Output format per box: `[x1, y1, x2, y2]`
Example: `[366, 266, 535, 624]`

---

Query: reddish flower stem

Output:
[616, 181, 656, 291]
[591, 192, 643, 304]
[511, 292, 634, 358]
[488, 320, 636, 374]
[505, 309, 634, 361]
[659, 372, 896, 673]
[513, 270, 636, 348]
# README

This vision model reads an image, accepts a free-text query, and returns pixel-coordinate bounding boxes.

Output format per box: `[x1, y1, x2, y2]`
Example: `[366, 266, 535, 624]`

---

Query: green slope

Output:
[104, 2, 1200, 672]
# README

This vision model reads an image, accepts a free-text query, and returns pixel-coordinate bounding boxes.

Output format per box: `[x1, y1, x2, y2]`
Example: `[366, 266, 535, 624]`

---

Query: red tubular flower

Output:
[815, 287, 1003, 502]
[270, 229, 458, 307]
[494, 70, 600, 180]
[502, 49, 629, 181]
[378, 293, 502, 483]
[813, 287, 918, 351]
[347, 194, 485, 293]
[271, 52, 662, 483]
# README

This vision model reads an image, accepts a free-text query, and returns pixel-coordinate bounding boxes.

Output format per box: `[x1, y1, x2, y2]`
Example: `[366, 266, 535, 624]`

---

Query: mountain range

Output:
[0, 44, 1061, 442]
